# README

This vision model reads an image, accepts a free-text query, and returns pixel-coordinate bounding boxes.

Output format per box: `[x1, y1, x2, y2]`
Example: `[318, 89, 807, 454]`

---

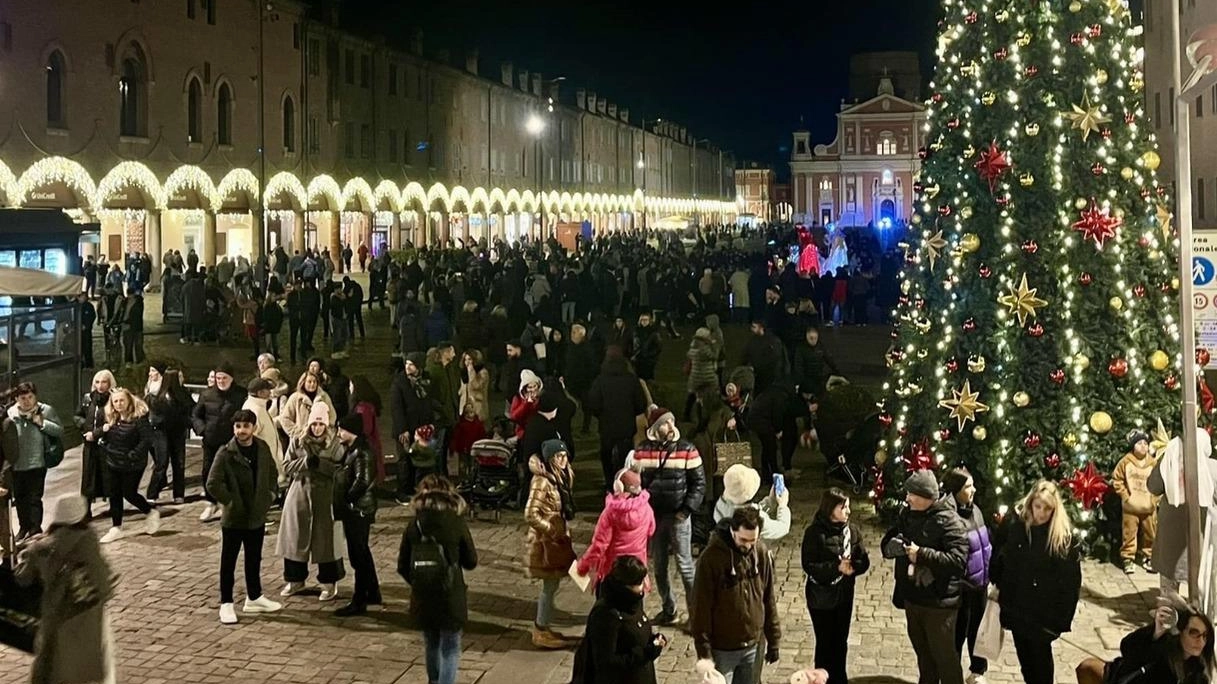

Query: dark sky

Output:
[339, 0, 941, 175]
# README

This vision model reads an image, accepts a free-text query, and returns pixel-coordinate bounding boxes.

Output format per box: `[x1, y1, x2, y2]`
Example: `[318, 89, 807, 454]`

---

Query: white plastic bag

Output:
[974, 595, 1004, 661]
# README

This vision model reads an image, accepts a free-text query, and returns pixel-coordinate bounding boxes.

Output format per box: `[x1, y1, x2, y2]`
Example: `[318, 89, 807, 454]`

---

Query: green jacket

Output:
[206, 436, 279, 530]
[426, 360, 461, 429]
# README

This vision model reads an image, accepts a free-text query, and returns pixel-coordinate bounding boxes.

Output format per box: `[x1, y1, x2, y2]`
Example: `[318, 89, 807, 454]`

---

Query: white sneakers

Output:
[319, 583, 338, 602]
[199, 504, 221, 522]
[243, 596, 283, 613]
[145, 509, 161, 535]
[966, 674, 988, 684]
[280, 582, 306, 597]
[99, 527, 122, 544]
[219, 603, 238, 624]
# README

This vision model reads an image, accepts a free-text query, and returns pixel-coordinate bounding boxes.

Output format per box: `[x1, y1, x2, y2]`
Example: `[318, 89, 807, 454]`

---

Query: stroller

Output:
[460, 438, 519, 522]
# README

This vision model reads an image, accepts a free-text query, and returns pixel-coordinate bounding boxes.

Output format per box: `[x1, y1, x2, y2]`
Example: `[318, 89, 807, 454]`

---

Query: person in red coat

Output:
[577, 469, 656, 594]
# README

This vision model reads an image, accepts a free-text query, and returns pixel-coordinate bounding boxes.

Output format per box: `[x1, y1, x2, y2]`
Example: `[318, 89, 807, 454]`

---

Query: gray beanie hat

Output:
[905, 470, 940, 500]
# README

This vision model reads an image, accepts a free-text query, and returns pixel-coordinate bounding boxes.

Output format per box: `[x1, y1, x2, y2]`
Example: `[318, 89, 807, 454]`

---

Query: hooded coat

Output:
[524, 453, 577, 579]
[689, 525, 781, 659]
[277, 388, 335, 442]
[586, 356, 649, 442]
[276, 430, 345, 564]
[576, 577, 662, 684]
[577, 491, 656, 587]
[398, 489, 479, 631]
[686, 335, 720, 395]
[880, 497, 969, 609]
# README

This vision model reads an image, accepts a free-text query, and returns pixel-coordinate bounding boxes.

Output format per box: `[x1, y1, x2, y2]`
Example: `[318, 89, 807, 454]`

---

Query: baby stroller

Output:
[460, 438, 519, 522]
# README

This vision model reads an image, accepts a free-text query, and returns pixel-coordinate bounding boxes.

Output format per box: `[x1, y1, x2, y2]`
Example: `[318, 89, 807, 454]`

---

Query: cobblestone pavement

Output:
[0, 279, 1158, 683]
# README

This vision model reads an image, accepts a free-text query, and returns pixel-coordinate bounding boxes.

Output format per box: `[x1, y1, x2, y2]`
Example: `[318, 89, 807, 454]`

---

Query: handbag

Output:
[973, 594, 1004, 661]
[714, 430, 752, 474]
[43, 432, 64, 469]
[805, 576, 841, 610]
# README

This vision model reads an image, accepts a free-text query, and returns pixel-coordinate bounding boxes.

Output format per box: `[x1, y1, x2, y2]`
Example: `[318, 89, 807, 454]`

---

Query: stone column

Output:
[329, 212, 341, 270]
[203, 211, 218, 267]
[250, 210, 264, 261]
[145, 210, 161, 287]
[390, 212, 402, 250]
[293, 211, 306, 253]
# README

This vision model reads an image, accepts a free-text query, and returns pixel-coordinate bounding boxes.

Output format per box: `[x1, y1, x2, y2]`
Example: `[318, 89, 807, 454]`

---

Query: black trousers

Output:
[122, 329, 145, 364]
[147, 429, 169, 499]
[598, 436, 633, 493]
[343, 514, 381, 605]
[81, 330, 94, 368]
[810, 597, 854, 684]
[348, 308, 365, 339]
[108, 466, 153, 527]
[283, 558, 345, 584]
[955, 589, 989, 676]
[1012, 630, 1056, 684]
[757, 432, 782, 484]
[202, 444, 220, 503]
[300, 316, 317, 352]
[12, 468, 46, 537]
[905, 603, 963, 684]
[219, 526, 265, 603]
[780, 424, 798, 470]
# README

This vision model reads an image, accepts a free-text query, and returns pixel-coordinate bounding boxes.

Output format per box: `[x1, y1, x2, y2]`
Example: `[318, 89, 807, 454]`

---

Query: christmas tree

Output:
[877, 0, 1181, 543]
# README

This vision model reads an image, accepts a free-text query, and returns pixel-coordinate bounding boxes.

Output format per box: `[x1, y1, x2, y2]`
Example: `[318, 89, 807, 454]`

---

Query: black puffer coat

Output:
[575, 577, 662, 684]
[881, 497, 969, 609]
[336, 438, 377, 520]
[100, 416, 153, 472]
[585, 357, 648, 442]
[145, 385, 193, 433]
[1107, 623, 1212, 684]
[992, 519, 1081, 637]
[191, 385, 249, 449]
[397, 490, 478, 631]
[801, 513, 870, 610]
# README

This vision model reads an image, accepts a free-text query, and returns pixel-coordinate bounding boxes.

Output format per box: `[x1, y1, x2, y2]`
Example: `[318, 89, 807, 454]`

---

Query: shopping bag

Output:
[974, 595, 1004, 661]
[714, 431, 752, 474]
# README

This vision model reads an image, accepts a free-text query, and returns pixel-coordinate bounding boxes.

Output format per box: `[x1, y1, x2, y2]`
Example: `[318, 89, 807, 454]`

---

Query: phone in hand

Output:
[773, 474, 786, 497]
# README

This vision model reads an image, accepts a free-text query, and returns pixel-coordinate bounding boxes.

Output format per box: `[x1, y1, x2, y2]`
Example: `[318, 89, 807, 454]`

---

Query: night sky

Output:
[338, 0, 942, 178]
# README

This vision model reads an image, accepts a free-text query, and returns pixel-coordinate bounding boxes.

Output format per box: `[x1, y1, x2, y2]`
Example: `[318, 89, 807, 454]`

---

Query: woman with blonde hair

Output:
[278, 371, 335, 442]
[74, 369, 115, 510]
[97, 387, 158, 543]
[992, 480, 1082, 684]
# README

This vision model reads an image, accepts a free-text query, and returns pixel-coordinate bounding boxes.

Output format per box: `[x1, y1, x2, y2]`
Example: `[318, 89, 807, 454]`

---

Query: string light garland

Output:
[15, 156, 99, 210]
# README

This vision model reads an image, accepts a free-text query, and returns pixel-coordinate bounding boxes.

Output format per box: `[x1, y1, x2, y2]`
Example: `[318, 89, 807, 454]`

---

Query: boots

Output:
[531, 625, 569, 650]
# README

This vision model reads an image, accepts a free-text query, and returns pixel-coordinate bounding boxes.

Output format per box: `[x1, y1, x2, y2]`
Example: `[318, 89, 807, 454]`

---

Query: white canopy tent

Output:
[0, 266, 84, 297]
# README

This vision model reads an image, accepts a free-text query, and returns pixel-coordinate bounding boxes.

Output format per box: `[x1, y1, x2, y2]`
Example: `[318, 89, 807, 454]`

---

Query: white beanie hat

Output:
[49, 494, 88, 528]
[722, 464, 761, 506]
[307, 400, 331, 426]
[518, 369, 543, 394]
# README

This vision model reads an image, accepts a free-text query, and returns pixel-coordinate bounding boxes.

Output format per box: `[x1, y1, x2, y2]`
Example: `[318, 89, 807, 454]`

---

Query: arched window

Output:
[217, 82, 233, 145]
[877, 132, 897, 155]
[282, 95, 295, 152]
[46, 51, 66, 127]
[187, 77, 202, 143]
[118, 43, 148, 137]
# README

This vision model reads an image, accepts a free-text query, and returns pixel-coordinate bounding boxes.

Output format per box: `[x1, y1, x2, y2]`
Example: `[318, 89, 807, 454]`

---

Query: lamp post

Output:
[527, 113, 546, 241]
[257, 2, 268, 260]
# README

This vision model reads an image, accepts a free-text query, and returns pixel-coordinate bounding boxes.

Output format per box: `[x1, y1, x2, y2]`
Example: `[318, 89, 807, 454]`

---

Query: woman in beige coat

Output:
[277, 401, 345, 601]
[524, 439, 577, 650]
[277, 371, 335, 442]
[458, 349, 491, 423]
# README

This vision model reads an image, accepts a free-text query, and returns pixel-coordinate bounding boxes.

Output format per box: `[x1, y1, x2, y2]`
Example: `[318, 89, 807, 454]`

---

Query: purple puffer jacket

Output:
[956, 501, 992, 590]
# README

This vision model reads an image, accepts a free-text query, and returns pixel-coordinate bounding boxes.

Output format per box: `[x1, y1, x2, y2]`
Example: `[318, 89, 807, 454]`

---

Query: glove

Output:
[765, 648, 779, 664]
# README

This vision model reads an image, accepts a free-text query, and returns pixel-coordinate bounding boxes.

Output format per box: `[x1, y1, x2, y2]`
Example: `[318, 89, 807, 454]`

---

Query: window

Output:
[186, 0, 195, 19]
[360, 54, 370, 88]
[217, 82, 233, 145]
[797, 140, 807, 154]
[344, 49, 355, 84]
[308, 116, 319, 153]
[882, 169, 894, 185]
[46, 50, 66, 127]
[388, 63, 397, 95]
[877, 136, 897, 155]
[307, 39, 320, 76]
[344, 122, 355, 158]
[282, 96, 296, 152]
[187, 77, 202, 142]
[402, 128, 410, 164]
[387, 130, 398, 162]
[360, 124, 371, 158]
[1200, 95, 1205, 119]
[118, 43, 148, 137]
[204, 0, 215, 24]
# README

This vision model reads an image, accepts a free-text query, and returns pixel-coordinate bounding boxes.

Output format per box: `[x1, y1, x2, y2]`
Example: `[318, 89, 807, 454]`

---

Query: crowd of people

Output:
[2, 224, 1214, 684]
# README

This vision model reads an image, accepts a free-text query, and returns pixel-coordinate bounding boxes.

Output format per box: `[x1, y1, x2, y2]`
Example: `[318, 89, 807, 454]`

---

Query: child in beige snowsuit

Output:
[1112, 430, 1158, 572]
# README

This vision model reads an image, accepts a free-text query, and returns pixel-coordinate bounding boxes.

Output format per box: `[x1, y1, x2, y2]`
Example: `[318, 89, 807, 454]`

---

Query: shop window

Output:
[46, 50, 66, 128]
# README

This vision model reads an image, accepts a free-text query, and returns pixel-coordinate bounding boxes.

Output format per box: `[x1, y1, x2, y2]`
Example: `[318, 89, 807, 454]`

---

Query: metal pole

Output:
[1171, 1, 1203, 599]
[257, 1, 267, 260]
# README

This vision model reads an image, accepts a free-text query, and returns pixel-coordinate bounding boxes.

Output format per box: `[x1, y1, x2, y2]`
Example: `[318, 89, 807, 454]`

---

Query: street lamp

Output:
[526, 114, 547, 239]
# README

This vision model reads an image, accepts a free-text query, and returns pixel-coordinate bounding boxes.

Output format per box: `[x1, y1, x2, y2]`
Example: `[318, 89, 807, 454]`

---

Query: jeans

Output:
[343, 513, 382, 604]
[108, 466, 153, 528]
[649, 514, 695, 617]
[536, 577, 560, 627]
[219, 526, 265, 603]
[283, 558, 345, 584]
[11, 467, 46, 538]
[1012, 630, 1056, 684]
[954, 588, 989, 676]
[561, 301, 576, 324]
[810, 596, 854, 684]
[424, 629, 462, 684]
[905, 603, 963, 684]
[712, 646, 757, 684]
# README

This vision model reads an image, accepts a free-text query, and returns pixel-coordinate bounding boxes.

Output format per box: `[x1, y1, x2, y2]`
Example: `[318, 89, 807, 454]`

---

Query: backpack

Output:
[410, 520, 455, 592]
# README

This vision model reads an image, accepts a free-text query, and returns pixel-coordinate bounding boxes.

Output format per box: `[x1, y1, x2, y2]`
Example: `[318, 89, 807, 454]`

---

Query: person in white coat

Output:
[277, 371, 335, 442]
[243, 377, 284, 484]
[712, 463, 791, 541]
[1149, 427, 1217, 597]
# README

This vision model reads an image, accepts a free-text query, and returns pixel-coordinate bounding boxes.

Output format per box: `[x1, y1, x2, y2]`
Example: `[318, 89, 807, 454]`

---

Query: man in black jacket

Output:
[296, 278, 321, 356]
[192, 362, 249, 522]
[585, 350, 648, 492]
[343, 276, 365, 341]
[630, 313, 662, 383]
[791, 327, 840, 403]
[335, 414, 381, 616]
[390, 353, 436, 501]
[881, 470, 969, 684]
[740, 319, 787, 393]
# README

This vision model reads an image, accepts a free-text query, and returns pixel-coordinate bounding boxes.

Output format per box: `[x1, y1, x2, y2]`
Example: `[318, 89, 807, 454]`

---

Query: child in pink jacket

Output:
[577, 468, 656, 592]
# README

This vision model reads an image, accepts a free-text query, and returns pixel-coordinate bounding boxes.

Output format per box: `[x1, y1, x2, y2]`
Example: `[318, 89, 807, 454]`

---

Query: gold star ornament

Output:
[1156, 204, 1174, 240]
[998, 273, 1049, 326]
[1060, 94, 1111, 142]
[1150, 417, 1171, 459]
[1104, 0, 1130, 21]
[938, 380, 990, 430]
[925, 230, 948, 270]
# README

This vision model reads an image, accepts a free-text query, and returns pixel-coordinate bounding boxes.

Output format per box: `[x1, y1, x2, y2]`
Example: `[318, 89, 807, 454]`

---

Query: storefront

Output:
[0, 209, 93, 276]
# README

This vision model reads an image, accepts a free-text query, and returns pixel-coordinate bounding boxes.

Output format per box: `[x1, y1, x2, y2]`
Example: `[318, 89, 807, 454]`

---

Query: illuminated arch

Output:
[402, 182, 427, 211]
[96, 161, 162, 210]
[571, 192, 585, 212]
[520, 189, 537, 213]
[488, 187, 506, 212]
[448, 185, 472, 212]
[0, 159, 16, 206]
[470, 186, 489, 213]
[263, 171, 306, 211]
[632, 189, 646, 212]
[542, 190, 560, 212]
[372, 180, 402, 212]
[164, 165, 219, 211]
[307, 174, 343, 212]
[341, 177, 376, 212]
[559, 191, 574, 213]
[426, 182, 450, 212]
[504, 188, 521, 212]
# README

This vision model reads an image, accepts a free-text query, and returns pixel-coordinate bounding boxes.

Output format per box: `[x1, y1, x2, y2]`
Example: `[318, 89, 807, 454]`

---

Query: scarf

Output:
[1161, 430, 1214, 507]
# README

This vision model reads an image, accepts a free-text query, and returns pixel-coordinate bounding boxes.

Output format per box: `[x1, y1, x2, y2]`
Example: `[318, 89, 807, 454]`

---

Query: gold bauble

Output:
[1172, 277, 1181, 289]
[982, 92, 997, 106]
[1150, 350, 1171, 371]
[925, 183, 941, 199]
[1149, 249, 1161, 260]
[875, 448, 889, 466]
[1089, 411, 1114, 434]
[1096, 69, 1109, 85]
[901, 279, 912, 294]
[967, 355, 987, 373]
[1120, 167, 1135, 180]
[1013, 391, 1031, 408]
[995, 9, 1010, 22]
[1025, 123, 1041, 137]
[1130, 73, 1145, 92]
[1075, 197, 1090, 210]
[972, 426, 988, 441]
[1063, 432, 1079, 447]
[1019, 173, 1035, 187]
[1074, 354, 1091, 371]
[963, 144, 977, 158]
[1141, 150, 1162, 171]
[1017, 32, 1032, 47]
[960, 233, 981, 253]
[911, 214, 922, 225]
[961, 206, 974, 219]
[1110, 296, 1124, 311]
[1069, 0, 1083, 11]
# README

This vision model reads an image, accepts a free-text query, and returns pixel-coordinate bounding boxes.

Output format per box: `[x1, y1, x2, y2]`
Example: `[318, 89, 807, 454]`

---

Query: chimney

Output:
[518, 69, 529, 91]
[620, 107, 629, 123]
[576, 88, 587, 110]
[410, 29, 423, 56]
[597, 98, 607, 115]
[587, 91, 597, 112]
[501, 61, 513, 86]
[531, 73, 542, 96]
[607, 102, 617, 118]
[465, 49, 478, 75]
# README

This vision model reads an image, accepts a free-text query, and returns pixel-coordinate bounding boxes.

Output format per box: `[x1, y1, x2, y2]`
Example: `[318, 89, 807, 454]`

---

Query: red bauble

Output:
[966, 10, 979, 23]
[1071, 32, 1085, 45]
[931, 93, 944, 104]
[1199, 348, 1212, 366]
[1025, 65, 1040, 77]
[1079, 272, 1094, 286]
[879, 413, 894, 428]
[1072, 200, 1123, 249]
[871, 466, 886, 502]
[979, 265, 993, 279]
[905, 438, 935, 472]
[1028, 322, 1045, 337]
[963, 318, 978, 332]
[1108, 357, 1129, 378]
[996, 196, 1011, 207]
[1045, 452, 1062, 469]
[994, 47, 1009, 61]
[974, 141, 1012, 193]
[919, 147, 929, 160]
[939, 428, 952, 441]
[939, 205, 954, 216]
[1158, 186, 1168, 197]
[1063, 461, 1109, 510]
[1166, 374, 1180, 390]
[915, 298, 927, 309]
[1024, 432, 1042, 450]
[1050, 368, 1066, 384]
[1138, 235, 1150, 247]
[1088, 23, 1102, 38]
[1022, 240, 1039, 254]
[1140, 188, 1153, 199]
[946, 358, 960, 373]
[1091, 162, 1106, 176]
[899, 295, 910, 305]
[1101, 128, 1112, 140]
[1125, 112, 1136, 125]
[947, 118, 962, 130]
[1134, 284, 1147, 298]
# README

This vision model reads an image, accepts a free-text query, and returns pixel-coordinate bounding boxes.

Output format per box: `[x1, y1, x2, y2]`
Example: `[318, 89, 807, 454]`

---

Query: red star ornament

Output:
[974, 141, 1011, 193]
[1063, 461, 1109, 510]
[904, 438, 935, 473]
[1072, 201, 1123, 248]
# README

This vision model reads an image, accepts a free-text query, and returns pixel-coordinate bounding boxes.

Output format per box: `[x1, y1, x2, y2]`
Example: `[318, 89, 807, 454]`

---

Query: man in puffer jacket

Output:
[632, 406, 705, 625]
[191, 362, 249, 523]
[881, 470, 969, 684]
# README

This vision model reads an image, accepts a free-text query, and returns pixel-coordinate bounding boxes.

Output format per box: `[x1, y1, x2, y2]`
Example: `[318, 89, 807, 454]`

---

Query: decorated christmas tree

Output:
[876, 0, 1182, 543]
